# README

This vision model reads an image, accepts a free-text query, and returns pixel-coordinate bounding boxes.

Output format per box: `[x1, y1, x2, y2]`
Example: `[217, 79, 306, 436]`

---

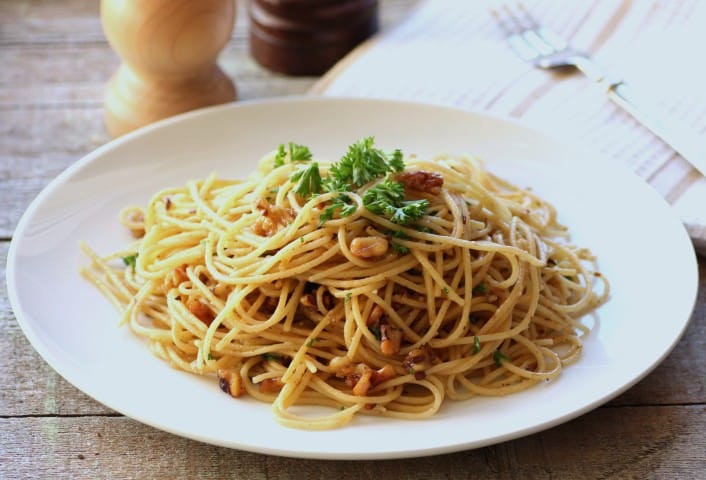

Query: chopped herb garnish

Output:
[370, 324, 381, 340]
[344, 292, 352, 303]
[122, 253, 138, 269]
[363, 178, 428, 225]
[473, 336, 481, 353]
[328, 136, 403, 188]
[469, 314, 481, 324]
[262, 353, 282, 362]
[390, 242, 409, 254]
[275, 142, 312, 167]
[300, 236, 305, 244]
[306, 337, 319, 347]
[415, 225, 434, 233]
[473, 282, 488, 295]
[291, 162, 323, 197]
[493, 350, 509, 366]
[207, 352, 214, 360]
[319, 197, 357, 224]
[339, 406, 345, 411]
[442, 286, 450, 295]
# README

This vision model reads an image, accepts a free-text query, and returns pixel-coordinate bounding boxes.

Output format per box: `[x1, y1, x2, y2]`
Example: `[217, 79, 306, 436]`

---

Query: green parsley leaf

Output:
[472, 282, 488, 295]
[262, 353, 282, 362]
[275, 142, 312, 167]
[370, 324, 382, 340]
[442, 286, 450, 295]
[344, 292, 352, 303]
[328, 137, 403, 187]
[415, 225, 434, 233]
[274, 144, 287, 167]
[291, 162, 323, 197]
[390, 242, 409, 254]
[306, 337, 319, 347]
[362, 179, 429, 225]
[473, 336, 481, 353]
[122, 253, 138, 269]
[493, 350, 509, 366]
[289, 142, 312, 162]
[319, 197, 357, 224]
[207, 352, 214, 360]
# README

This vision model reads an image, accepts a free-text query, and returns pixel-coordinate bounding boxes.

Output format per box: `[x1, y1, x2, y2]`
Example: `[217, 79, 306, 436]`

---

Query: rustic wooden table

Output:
[1, 1, 704, 478]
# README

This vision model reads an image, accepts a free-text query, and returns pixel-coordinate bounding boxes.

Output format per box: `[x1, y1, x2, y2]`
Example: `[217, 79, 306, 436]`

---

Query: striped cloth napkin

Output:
[312, 0, 706, 255]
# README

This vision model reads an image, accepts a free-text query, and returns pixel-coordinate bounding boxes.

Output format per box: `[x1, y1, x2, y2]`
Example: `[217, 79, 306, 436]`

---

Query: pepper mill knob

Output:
[101, 0, 237, 137]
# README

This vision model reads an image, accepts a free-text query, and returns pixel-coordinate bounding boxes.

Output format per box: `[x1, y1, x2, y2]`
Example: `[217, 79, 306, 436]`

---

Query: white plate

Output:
[7, 97, 698, 459]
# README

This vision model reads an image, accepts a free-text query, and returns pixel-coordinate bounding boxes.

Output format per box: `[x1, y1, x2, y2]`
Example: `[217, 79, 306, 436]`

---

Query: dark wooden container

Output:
[249, 0, 379, 76]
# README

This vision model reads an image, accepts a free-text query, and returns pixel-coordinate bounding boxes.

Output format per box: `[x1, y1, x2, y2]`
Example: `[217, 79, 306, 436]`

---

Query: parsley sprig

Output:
[291, 162, 323, 197]
[282, 137, 430, 225]
[363, 179, 428, 225]
[275, 142, 312, 167]
[329, 137, 404, 188]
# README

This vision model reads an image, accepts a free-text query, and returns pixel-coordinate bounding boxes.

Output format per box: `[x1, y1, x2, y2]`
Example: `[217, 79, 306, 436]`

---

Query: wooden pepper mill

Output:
[250, 0, 378, 76]
[101, 0, 237, 137]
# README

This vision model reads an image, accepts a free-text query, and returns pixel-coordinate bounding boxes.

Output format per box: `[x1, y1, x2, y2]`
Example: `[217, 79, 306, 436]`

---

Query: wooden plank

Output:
[1, 405, 704, 479]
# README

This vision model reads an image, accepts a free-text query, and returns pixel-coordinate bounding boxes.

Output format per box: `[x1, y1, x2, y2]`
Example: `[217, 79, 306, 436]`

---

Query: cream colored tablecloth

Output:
[313, 0, 706, 255]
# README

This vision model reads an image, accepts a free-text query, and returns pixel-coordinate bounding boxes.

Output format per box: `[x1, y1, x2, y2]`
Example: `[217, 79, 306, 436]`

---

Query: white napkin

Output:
[316, 0, 706, 255]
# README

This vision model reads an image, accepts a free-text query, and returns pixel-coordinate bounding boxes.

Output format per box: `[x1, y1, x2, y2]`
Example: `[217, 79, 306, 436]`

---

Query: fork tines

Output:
[492, 3, 567, 60]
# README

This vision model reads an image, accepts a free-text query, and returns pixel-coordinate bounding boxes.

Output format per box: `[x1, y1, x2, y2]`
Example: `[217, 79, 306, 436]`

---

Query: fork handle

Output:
[606, 81, 706, 176]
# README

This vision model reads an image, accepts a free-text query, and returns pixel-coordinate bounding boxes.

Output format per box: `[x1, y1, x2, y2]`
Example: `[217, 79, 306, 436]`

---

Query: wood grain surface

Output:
[1, 1, 704, 478]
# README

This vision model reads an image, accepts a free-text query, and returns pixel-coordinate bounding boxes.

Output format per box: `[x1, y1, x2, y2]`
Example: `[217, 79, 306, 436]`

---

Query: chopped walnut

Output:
[350, 365, 373, 396]
[254, 198, 295, 236]
[397, 170, 444, 195]
[164, 264, 188, 290]
[346, 364, 397, 396]
[380, 323, 402, 356]
[402, 344, 436, 374]
[217, 369, 243, 398]
[253, 216, 277, 237]
[371, 364, 396, 385]
[329, 356, 355, 377]
[300, 293, 317, 309]
[258, 377, 284, 394]
[350, 236, 389, 258]
[187, 298, 214, 326]
[368, 304, 386, 326]
[126, 210, 145, 238]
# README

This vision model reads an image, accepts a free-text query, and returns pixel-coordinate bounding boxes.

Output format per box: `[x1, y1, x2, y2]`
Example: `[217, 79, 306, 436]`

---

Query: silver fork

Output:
[493, 3, 706, 176]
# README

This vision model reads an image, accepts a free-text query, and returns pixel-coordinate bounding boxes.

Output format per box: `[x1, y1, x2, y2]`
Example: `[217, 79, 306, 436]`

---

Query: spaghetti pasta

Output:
[81, 138, 608, 430]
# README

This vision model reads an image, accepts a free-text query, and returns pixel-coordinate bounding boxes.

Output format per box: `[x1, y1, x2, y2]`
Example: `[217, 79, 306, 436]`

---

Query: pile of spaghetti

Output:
[81, 137, 608, 430]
